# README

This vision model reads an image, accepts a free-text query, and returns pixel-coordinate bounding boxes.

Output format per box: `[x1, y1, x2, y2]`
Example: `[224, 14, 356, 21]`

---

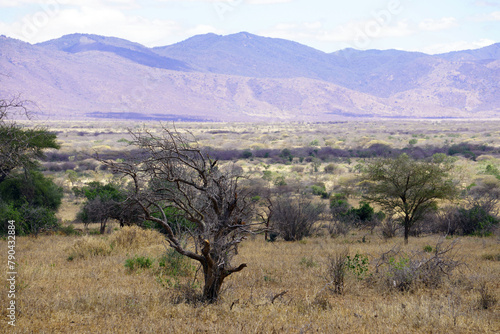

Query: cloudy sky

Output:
[0, 0, 499, 54]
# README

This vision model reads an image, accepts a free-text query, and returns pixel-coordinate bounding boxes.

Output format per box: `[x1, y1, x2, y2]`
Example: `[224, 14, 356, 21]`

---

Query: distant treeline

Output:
[43, 142, 498, 165]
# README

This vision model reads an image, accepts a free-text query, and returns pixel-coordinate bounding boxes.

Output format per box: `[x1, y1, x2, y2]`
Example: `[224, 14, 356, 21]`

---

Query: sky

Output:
[0, 0, 499, 54]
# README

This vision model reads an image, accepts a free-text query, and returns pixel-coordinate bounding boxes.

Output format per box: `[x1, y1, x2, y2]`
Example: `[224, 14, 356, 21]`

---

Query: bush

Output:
[324, 163, 338, 174]
[310, 183, 328, 198]
[326, 248, 348, 295]
[0, 202, 59, 236]
[158, 249, 195, 277]
[460, 205, 498, 236]
[59, 224, 81, 236]
[241, 150, 253, 159]
[0, 170, 63, 211]
[374, 239, 461, 292]
[143, 206, 196, 236]
[125, 256, 155, 271]
[380, 218, 399, 239]
[271, 195, 325, 241]
[345, 253, 370, 280]
[299, 256, 318, 268]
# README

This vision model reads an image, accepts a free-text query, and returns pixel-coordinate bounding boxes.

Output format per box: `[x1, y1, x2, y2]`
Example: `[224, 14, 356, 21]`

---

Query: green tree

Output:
[75, 182, 131, 234]
[0, 98, 62, 235]
[0, 170, 63, 210]
[362, 154, 457, 244]
[0, 122, 59, 182]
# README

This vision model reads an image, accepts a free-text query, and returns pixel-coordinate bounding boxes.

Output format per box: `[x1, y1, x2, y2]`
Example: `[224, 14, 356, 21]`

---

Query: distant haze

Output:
[0, 32, 499, 122]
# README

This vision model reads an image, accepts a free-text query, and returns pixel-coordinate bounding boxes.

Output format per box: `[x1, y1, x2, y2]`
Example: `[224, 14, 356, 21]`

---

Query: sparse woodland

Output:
[1, 119, 499, 333]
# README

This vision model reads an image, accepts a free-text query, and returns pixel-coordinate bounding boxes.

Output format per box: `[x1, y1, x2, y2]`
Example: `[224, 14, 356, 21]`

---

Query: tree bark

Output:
[404, 223, 409, 245]
[199, 239, 247, 303]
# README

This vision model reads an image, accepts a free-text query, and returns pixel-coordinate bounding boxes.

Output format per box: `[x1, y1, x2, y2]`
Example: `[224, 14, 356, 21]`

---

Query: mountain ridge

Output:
[0, 33, 498, 121]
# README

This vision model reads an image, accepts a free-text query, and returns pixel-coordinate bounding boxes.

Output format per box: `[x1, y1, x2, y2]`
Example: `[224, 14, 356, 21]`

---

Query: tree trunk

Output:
[404, 222, 409, 245]
[199, 239, 247, 303]
[100, 221, 107, 234]
[202, 265, 225, 303]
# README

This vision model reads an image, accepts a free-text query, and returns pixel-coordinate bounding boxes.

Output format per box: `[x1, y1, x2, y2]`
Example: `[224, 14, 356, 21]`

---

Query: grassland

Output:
[1, 227, 499, 333]
[2, 119, 500, 333]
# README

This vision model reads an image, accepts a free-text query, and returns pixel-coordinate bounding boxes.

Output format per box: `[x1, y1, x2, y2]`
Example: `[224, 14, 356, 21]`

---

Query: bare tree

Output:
[100, 126, 260, 303]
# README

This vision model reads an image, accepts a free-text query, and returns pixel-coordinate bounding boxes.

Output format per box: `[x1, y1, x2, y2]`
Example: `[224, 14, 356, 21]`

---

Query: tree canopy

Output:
[0, 95, 62, 235]
[362, 154, 457, 244]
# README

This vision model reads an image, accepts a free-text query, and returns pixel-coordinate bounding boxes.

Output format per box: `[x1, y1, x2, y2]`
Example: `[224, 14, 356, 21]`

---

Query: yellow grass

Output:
[1, 230, 499, 333]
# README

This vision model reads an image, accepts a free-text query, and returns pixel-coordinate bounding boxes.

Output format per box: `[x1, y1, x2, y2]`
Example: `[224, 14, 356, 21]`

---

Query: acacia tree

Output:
[362, 154, 457, 244]
[0, 94, 62, 235]
[0, 96, 59, 182]
[100, 126, 259, 303]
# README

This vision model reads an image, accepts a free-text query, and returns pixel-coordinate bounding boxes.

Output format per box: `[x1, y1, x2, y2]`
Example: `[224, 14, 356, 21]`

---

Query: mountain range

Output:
[0, 32, 499, 121]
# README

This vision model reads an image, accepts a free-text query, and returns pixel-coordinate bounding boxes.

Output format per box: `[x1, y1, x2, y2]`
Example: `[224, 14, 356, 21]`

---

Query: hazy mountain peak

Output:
[36, 33, 191, 71]
[1, 33, 499, 121]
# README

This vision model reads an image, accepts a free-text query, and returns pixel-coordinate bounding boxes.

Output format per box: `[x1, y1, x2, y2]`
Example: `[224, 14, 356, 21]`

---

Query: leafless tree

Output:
[99, 125, 261, 303]
[466, 176, 500, 217]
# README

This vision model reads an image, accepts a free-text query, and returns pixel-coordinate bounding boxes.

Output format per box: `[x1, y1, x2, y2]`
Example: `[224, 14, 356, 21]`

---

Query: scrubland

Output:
[2, 120, 500, 333]
[1, 227, 498, 333]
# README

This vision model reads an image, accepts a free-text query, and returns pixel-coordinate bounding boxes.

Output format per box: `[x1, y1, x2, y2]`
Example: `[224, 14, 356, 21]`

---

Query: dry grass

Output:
[1, 231, 499, 333]
[4, 120, 500, 332]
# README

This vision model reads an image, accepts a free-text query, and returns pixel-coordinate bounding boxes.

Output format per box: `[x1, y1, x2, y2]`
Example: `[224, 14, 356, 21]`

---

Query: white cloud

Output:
[263, 18, 414, 48]
[185, 24, 225, 36]
[246, 0, 291, 3]
[3, 6, 183, 46]
[0, 0, 135, 5]
[474, 0, 500, 7]
[420, 39, 496, 54]
[154, 0, 291, 3]
[472, 11, 500, 21]
[418, 17, 458, 31]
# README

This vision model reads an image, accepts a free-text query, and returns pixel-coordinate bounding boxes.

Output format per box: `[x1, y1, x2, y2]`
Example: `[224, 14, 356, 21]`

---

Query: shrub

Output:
[476, 280, 497, 310]
[271, 195, 325, 241]
[158, 249, 196, 277]
[241, 149, 253, 159]
[324, 163, 338, 174]
[327, 221, 351, 238]
[457, 205, 498, 236]
[380, 218, 399, 239]
[374, 239, 461, 292]
[481, 253, 500, 261]
[0, 170, 63, 211]
[310, 183, 328, 198]
[291, 166, 304, 173]
[423, 245, 433, 253]
[345, 253, 370, 280]
[325, 248, 349, 295]
[0, 202, 59, 236]
[125, 256, 155, 271]
[59, 224, 81, 236]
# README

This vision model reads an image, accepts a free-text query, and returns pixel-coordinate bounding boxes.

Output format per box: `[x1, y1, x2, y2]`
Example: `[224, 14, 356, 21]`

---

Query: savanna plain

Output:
[1, 120, 500, 333]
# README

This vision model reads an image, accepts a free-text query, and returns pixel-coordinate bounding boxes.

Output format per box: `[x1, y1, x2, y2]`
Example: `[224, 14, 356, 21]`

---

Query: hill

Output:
[0, 33, 498, 121]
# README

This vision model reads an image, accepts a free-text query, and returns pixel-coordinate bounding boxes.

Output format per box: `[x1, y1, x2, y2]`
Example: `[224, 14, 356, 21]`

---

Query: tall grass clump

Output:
[109, 225, 165, 250]
[67, 235, 112, 260]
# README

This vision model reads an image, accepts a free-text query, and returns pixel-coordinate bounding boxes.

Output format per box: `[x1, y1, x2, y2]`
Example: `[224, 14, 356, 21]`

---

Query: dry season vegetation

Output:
[0, 227, 499, 333]
[2, 119, 500, 333]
